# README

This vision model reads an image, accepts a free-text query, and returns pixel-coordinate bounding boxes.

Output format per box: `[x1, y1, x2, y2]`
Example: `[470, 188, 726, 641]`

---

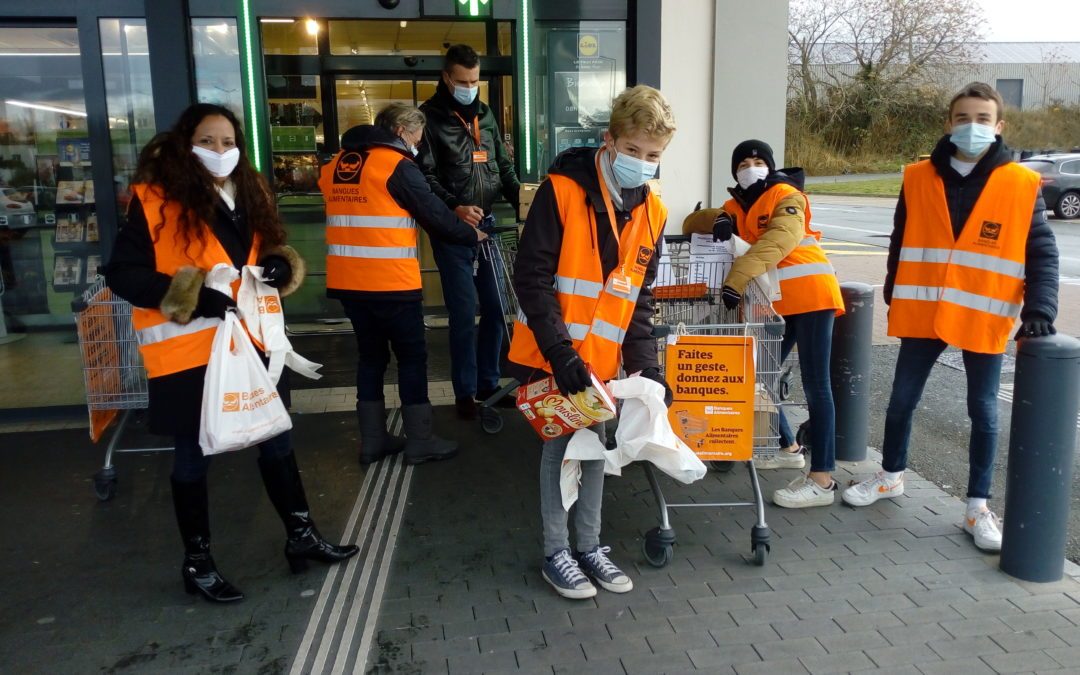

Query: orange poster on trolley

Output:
[665, 335, 756, 461]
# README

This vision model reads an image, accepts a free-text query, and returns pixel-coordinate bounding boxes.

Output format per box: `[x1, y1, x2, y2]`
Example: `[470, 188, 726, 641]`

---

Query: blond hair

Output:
[608, 85, 676, 143]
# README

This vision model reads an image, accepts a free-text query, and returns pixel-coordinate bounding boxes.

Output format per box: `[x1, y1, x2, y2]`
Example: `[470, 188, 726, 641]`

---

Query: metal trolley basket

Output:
[73, 278, 169, 501]
[641, 234, 786, 567]
[476, 224, 522, 434]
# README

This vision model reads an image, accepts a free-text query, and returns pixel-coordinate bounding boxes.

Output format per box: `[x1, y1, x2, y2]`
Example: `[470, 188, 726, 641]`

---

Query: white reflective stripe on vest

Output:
[899, 246, 1025, 279]
[566, 322, 590, 341]
[892, 284, 942, 302]
[941, 288, 1021, 318]
[326, 215, 415, 229]
[554, 275, 603, 299]
[327, 244, 418, 259]
[590, 319, 627, 344]
[516, 309, 529, 325]
[899, 247, 952, 264]
[776, 262, 836, 281]
[137, 316, 221, 346]
[951, 251, 1025, 279]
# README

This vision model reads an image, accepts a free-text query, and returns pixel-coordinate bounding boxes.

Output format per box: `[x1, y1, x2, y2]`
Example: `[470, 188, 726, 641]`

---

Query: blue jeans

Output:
[882, 338, 1002, 499]
[540, 422, 607, 556]
[172, 430, 291, 483]
[778, 309, 837, 473]
[431, 239, 504, 399]
[341, 298, 429, 406]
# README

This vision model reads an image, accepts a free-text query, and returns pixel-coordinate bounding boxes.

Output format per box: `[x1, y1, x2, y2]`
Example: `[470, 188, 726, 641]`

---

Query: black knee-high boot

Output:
[257, 453, 359, 573]
[170, 478, 244, 603]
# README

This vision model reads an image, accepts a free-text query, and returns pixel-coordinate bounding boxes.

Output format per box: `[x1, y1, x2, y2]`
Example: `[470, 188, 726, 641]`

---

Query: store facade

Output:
[0, 0, 661, 416]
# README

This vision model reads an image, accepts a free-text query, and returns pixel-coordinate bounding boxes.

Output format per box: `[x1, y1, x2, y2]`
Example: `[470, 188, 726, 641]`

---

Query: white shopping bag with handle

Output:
[199, 310, 293, 454]
[236, 265, 322, 384]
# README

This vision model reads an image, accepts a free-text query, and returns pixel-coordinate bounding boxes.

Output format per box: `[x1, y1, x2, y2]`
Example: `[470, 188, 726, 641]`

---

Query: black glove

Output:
[712, 213, 734, 242]
[260, 255, 291, 289]
[1015, 319, 1056, 340]
[194, 287, 236, 320]
[721, 285, 742, 310]
[640, 367, 673, 407]
[543, 343, 591, 396]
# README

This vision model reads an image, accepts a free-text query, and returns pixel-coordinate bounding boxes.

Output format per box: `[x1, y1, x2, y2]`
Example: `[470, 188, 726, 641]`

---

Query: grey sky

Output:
[978, 0, 1079, 41]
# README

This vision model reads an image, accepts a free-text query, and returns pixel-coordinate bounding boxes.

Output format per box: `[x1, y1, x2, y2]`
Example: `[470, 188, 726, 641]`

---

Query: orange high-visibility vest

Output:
[129, 183, 259, 379]
[508, 173, 666, 381]
[724, 183, 843, 317]
[319, 147, 420, 292]
[888, 160, 1038, 354]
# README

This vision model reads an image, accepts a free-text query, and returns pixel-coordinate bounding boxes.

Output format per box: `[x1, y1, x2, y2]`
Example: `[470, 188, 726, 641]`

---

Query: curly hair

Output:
[133, 103, 285, 253]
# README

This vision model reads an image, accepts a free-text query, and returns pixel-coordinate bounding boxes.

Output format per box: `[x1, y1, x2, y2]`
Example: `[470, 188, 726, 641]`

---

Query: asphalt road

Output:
[794, 194, 1080, 562]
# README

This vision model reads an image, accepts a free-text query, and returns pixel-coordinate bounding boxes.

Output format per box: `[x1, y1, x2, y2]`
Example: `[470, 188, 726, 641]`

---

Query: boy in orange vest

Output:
[842, 83, 1059, 552]
[508, 86, 675, 599]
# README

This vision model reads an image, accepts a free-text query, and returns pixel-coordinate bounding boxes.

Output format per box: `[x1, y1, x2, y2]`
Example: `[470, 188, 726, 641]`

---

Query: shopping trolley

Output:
[73, 278, 169, 501]
[476, 221, 521, 434]
[641, 234, 786, 567]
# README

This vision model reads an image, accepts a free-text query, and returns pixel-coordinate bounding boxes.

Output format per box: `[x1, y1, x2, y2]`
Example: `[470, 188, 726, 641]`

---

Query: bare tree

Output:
[789, 0, 985, 109]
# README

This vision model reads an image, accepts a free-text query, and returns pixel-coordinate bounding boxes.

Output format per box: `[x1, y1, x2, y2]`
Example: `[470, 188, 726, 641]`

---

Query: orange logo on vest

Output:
[222, 392, 240, 412]
[335, 152, 363, 183]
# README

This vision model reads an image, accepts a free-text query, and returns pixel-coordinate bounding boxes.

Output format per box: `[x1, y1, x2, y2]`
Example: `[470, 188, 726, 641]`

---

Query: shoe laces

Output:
[582, 545, 620, 577]
[551, 549, 587, 584]
[974, 510, 1001, 532]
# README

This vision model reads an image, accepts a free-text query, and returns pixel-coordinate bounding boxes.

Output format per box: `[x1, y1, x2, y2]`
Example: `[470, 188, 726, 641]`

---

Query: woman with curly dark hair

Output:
[106, 103, 357, 603]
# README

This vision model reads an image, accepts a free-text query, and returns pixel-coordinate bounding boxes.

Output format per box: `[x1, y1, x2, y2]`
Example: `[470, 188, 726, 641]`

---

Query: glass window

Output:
[498, 21, 513, 56]
[267, 75, 323, 194]
[1060, 160, 1080, 176]
[260, 18, 318, 55]
[329, 20, 487, 56]
[192, 19, 243, 120]
[99, 19, 155, 227]
[532, 21, 626, 176]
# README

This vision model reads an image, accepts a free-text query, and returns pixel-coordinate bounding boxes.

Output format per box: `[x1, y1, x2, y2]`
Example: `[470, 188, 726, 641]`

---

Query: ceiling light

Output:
[259, 18, 295, 23]
[305, 19, 320, 35]
[5, 99, 87, 117]
[400, 21, 408, 28]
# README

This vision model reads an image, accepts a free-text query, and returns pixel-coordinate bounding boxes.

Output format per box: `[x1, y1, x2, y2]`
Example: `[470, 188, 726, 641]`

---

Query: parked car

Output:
[0, 187, 36, 229]
[1020, 153, 1080, 220]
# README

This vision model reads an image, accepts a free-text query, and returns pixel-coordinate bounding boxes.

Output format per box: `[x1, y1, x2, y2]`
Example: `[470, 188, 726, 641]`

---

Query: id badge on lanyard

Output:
[595, 149, 646, 300]
[607, 272, 633, 297]
[456, 113, 486, 163]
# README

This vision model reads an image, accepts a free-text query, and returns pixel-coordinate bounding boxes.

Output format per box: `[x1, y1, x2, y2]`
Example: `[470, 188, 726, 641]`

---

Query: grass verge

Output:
[806, 177, 902, 197]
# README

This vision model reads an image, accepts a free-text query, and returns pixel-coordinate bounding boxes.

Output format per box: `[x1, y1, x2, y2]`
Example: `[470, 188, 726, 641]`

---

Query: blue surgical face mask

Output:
[950, 122, 997, 158]
[610, 148, 658, 189]
[453, 84, 478, 106]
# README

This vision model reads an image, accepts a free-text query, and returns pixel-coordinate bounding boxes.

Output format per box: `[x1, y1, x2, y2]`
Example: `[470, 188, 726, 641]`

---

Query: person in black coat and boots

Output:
[106, 103, 357, 603]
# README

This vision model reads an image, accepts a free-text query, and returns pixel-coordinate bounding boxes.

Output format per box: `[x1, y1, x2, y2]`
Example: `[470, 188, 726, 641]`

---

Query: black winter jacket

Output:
[418, 81, 520, 217]
[105, 191, 293, 436]
[329, 125, 480, 303]
[507, 147, 664, 383]
[885, 135, 1059, 324]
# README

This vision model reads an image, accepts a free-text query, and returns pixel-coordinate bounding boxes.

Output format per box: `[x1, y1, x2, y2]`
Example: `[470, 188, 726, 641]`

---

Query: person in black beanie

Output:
[684, 139, 844, 508]
[418, 44, 521, 421]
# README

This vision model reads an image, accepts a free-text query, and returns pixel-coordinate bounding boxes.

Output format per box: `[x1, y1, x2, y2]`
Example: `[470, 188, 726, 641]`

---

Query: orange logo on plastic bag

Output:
[222, 392, 240, 412]
[259, 296, 282, 314]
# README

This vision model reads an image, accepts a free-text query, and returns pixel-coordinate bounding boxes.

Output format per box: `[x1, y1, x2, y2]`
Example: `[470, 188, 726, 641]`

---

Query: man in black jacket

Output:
[418, 43, 521, 419]
[843, 83, 1059, 553]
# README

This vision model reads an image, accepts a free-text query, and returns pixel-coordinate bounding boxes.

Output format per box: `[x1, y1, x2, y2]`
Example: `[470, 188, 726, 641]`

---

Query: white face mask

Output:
[736, 165, 769, 190]
[192, 145, 240, 178]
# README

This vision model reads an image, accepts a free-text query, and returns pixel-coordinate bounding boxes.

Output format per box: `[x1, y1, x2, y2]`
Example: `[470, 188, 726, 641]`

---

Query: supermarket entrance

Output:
[260, 18, 517, 329]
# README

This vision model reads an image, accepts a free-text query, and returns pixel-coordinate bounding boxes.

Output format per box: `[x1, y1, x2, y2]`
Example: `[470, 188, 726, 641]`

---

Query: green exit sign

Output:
[270, 126, 317, 152]
[456, 0, 491, 18]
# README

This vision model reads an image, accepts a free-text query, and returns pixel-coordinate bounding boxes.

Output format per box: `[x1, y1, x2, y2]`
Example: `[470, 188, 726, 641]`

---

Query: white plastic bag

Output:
[236, 266, 322, 384]
[561, 376, 707, 510]
[199, 311, 293, 455]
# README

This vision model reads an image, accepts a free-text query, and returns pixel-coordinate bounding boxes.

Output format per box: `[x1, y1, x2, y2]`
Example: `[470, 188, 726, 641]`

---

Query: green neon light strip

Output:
[521, 0, 531, 173]
[240, 0, 261, 170]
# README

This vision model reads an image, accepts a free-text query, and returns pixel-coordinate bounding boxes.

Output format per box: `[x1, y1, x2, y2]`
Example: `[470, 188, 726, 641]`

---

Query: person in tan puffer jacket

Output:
[684, 140, 844, 510]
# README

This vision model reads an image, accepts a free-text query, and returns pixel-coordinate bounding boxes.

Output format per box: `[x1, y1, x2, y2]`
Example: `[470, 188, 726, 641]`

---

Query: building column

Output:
[145, 0, 196, 130]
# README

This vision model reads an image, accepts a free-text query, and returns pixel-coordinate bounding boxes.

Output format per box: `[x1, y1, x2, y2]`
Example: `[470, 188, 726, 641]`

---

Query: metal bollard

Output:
[830, 282, 874, 462]
[1000, 334, 1080, 583]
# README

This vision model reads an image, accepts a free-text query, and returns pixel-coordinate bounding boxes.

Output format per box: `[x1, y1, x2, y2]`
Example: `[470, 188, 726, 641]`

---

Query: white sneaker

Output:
[755, 447, 806, 470]
[964, 509, 1003, 552]
[841, 472, 905, 507]
[772, 475, 836, 508]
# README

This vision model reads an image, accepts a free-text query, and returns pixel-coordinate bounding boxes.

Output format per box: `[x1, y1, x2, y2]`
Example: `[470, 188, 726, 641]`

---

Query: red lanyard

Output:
[453, 112, 481, 148]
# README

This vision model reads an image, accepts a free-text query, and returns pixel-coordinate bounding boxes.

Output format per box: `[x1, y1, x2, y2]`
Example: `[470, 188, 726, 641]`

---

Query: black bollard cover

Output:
[1000, 334, 1080, 583]
[831, 282, 875, 462]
